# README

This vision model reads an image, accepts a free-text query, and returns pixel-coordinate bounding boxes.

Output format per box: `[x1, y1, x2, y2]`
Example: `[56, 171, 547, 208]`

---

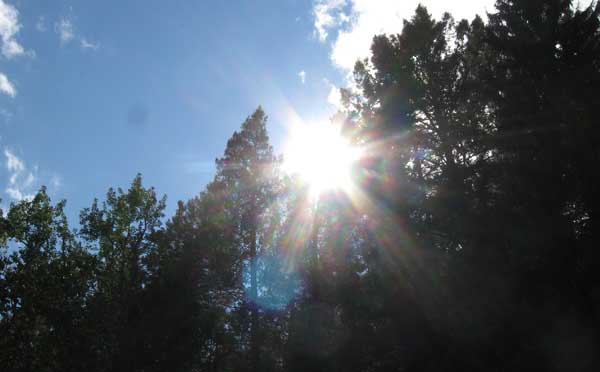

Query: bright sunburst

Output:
[283, 121, 362, 196]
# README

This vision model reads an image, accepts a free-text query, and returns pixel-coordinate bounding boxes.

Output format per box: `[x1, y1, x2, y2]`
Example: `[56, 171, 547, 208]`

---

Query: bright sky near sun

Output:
[0, 0, 494, 221]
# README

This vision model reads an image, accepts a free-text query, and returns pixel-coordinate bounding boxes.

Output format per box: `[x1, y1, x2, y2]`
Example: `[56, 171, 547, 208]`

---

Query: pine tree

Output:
[210, 107, 281, 371]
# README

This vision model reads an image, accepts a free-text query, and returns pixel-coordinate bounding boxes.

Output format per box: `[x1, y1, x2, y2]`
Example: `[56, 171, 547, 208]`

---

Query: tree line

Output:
[2, 1, 600, 371]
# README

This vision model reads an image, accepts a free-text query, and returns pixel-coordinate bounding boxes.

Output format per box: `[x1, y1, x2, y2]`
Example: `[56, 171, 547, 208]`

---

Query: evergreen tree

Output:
[201, 107, 281, 371]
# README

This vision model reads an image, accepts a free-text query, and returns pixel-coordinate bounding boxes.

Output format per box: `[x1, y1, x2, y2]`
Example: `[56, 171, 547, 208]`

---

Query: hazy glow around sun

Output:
[283, 121, 362, 195]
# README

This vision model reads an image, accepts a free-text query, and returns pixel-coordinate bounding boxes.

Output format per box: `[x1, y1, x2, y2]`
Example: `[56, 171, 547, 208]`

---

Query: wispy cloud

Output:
[5, 148, 23, 173]
[55, 17, 100, 51]
[1, 144, 62, 206]
[0, 0, 27, 59]
[0, 73, 16, 97]
[36, 16, 47, 32]
[3, 148, 34, 201]
[313, 0, 349, 42]
[80, 37, 99, 51]
[298, 70, 306, 84]
[50, 174, 61, 189]
[313, 0, 495, 72]
[55, 18, 74, 44]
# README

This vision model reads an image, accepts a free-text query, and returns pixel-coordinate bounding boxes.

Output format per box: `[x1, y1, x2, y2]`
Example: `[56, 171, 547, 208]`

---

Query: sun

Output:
[283, 121, 362, 196]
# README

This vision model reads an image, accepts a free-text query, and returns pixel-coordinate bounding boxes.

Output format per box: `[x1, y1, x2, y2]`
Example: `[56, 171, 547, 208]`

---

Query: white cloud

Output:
[0, 72, 16, 97]
[326, 81, 342, 108]
[313, 0, 349, 42]
[298, 70, 306, 84]
[4, 148, 23, 172]
[3, 148, 35, 201]
[0, 0, 26, 58]
[55, 17, 100, 51]
[5, 186, 22, 200]
[80, 37, 99, 51]
[314, 0, 495, 72]
[1, 148, 61, 202]
[55, 18, 74, 44]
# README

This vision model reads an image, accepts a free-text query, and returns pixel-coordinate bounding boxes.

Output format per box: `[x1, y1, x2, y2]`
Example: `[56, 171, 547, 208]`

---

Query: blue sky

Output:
[0, 0, 493, 222]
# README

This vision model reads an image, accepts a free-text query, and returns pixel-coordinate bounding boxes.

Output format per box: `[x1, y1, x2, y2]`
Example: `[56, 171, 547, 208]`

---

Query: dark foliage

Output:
[2, 1, 600, 371]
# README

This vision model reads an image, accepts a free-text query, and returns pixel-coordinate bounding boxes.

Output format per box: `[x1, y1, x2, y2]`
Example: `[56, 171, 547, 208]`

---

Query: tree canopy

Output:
[2, 1, 600, 371]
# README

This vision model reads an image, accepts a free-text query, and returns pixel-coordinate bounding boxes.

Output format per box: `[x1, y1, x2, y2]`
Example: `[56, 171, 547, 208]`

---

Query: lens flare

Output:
[244, 254, 301, 310]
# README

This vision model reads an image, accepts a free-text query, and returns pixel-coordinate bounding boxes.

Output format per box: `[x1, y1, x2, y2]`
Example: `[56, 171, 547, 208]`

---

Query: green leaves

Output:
[0, 188, 97, 372]
[3, 2, 600, 370]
